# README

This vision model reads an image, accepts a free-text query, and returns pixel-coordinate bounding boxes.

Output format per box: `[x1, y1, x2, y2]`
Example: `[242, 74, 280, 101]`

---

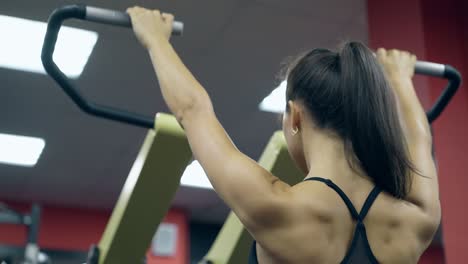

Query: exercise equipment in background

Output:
[40, 4, 462, 264]
[41, 5, 189, 264]
[0, 203, 50, 264]
[413, 61, 461, 122]
[41, 4, 183, 129]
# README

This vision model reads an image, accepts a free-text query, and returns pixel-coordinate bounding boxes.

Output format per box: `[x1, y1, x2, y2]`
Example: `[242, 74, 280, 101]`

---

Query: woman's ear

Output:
[288, 100, 302, 131]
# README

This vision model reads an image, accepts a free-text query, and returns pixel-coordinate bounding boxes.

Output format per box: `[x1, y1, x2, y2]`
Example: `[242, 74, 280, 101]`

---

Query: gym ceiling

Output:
[0, 0, 368, 223]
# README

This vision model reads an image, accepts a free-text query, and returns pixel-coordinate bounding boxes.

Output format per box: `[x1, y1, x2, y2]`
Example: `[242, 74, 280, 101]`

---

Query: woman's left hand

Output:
[127, 6, 174, 48]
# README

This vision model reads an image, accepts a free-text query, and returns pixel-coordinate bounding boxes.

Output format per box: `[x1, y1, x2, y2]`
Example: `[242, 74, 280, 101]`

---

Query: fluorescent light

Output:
[0, 15, 98, 78]
[259, 80, 287, 113]
[180, 160, 213, 189]
[0, 134, 45, 167]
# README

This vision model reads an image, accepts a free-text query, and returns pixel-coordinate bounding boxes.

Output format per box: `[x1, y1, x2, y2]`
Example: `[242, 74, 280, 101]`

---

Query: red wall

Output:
[0, 202, 189, 264]
[422, 0, 468, 262]
[367, 0, 432, 107]
[420, 245, 445, 264]
[146, 209, 189, 264]
[0, 202, 108, 249]
[368, 0, 468, 263]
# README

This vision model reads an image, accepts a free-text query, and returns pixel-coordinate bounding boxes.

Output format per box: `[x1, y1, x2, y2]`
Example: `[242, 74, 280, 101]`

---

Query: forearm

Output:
[390, 77, 439, 207]
[147, 37, 210, 121]
[388, 77, 432, 142]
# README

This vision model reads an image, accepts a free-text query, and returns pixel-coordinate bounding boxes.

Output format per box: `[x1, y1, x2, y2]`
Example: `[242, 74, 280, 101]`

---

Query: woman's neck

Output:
[301, 127, 368, 184]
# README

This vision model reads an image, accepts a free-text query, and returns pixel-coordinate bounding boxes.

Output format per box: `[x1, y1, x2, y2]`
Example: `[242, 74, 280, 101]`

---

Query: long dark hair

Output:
[285, 41, 415, 199]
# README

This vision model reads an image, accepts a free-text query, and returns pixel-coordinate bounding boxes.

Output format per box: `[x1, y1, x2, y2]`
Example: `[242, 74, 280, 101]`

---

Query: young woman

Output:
[127, 7, 441, 264]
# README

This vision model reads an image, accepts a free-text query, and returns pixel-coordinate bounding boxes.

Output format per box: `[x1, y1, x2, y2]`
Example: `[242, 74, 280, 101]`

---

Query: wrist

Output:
[387, 74, 412, 86]
[147, 36, 169, 49]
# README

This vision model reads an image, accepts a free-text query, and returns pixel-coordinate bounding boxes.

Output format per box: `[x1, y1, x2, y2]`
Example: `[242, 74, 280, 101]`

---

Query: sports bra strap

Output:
[304, 177, 360, 220]
[303, 177, 381, 221]
[358, 186, 381, 219]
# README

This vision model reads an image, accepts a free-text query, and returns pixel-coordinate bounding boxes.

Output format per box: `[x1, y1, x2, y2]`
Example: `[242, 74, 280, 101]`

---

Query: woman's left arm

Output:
[127, 7, 292, 230]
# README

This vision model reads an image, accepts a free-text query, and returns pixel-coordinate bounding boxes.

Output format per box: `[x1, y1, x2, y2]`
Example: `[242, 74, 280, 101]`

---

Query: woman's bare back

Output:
[254, 176, 439, 264]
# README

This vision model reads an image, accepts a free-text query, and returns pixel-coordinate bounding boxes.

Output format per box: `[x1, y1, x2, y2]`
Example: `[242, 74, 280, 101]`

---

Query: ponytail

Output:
[286, 42, 414, 198]
[340, 42, 414, 198]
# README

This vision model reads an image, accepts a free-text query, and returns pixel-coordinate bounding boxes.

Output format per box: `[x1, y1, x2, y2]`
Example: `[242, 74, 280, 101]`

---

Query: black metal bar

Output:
[86, 244, 100, 264]
[26, 204, 41, 244]
[0, 202, 26, 224]
[42, 5, 460, 126]
[0, 212, 24, 224]
[41, 5, 184, 129]
[413, 61, 462, 122]
[426, 65, 462, 122]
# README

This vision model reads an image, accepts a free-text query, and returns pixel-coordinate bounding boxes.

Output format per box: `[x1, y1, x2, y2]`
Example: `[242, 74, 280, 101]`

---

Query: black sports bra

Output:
[249, 177, 381, 264]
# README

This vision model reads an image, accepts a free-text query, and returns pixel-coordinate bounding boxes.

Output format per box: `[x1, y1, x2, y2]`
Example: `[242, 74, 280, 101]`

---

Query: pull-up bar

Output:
[41, 5, 460, 129]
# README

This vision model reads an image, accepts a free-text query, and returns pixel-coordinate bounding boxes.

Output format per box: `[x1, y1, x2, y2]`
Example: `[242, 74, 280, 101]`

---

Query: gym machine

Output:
[41, 4, 461, 264]
[42, 5, 188, 264]
[0, 203, 50, 264]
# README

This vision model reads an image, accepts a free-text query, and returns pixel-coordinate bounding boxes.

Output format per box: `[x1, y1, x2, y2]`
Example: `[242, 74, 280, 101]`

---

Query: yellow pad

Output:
[201, 131, 304, 264]
[98, 113, 192, 264]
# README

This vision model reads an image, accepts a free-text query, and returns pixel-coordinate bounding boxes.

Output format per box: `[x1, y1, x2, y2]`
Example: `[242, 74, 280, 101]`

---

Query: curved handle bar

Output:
[42, 5, 461, 128]
[41, 4, 184, 128]
[414, 62, 462, 122]
[85, 6, 183, 34]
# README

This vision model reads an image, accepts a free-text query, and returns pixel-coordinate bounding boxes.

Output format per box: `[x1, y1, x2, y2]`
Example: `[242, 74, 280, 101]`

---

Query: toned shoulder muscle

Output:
[252, 182, 345, 261]
[365, 191, 440, 263]
[405, 138, 441, 241]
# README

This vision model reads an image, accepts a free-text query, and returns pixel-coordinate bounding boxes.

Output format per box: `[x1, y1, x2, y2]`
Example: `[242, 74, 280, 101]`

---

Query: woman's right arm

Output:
[376, 49, 441, 222]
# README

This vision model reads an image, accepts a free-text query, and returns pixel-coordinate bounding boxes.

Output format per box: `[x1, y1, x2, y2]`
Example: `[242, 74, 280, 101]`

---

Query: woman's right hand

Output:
[375, 48, 419, 103]
[376, 48, 417, 82]
[376, 48, 431, 142]
[127, 6, 175, 49]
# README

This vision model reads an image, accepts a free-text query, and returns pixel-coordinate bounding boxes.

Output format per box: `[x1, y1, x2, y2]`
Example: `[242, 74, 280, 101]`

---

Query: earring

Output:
[291, 127, 299, 136]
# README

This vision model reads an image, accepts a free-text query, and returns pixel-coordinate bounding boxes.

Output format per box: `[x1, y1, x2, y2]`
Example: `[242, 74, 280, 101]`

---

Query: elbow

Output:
[407, 123, 433, 149]
[174, 100, 195, 125]
[414, 132, 433, 150]
[175, 92, 213, 125]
